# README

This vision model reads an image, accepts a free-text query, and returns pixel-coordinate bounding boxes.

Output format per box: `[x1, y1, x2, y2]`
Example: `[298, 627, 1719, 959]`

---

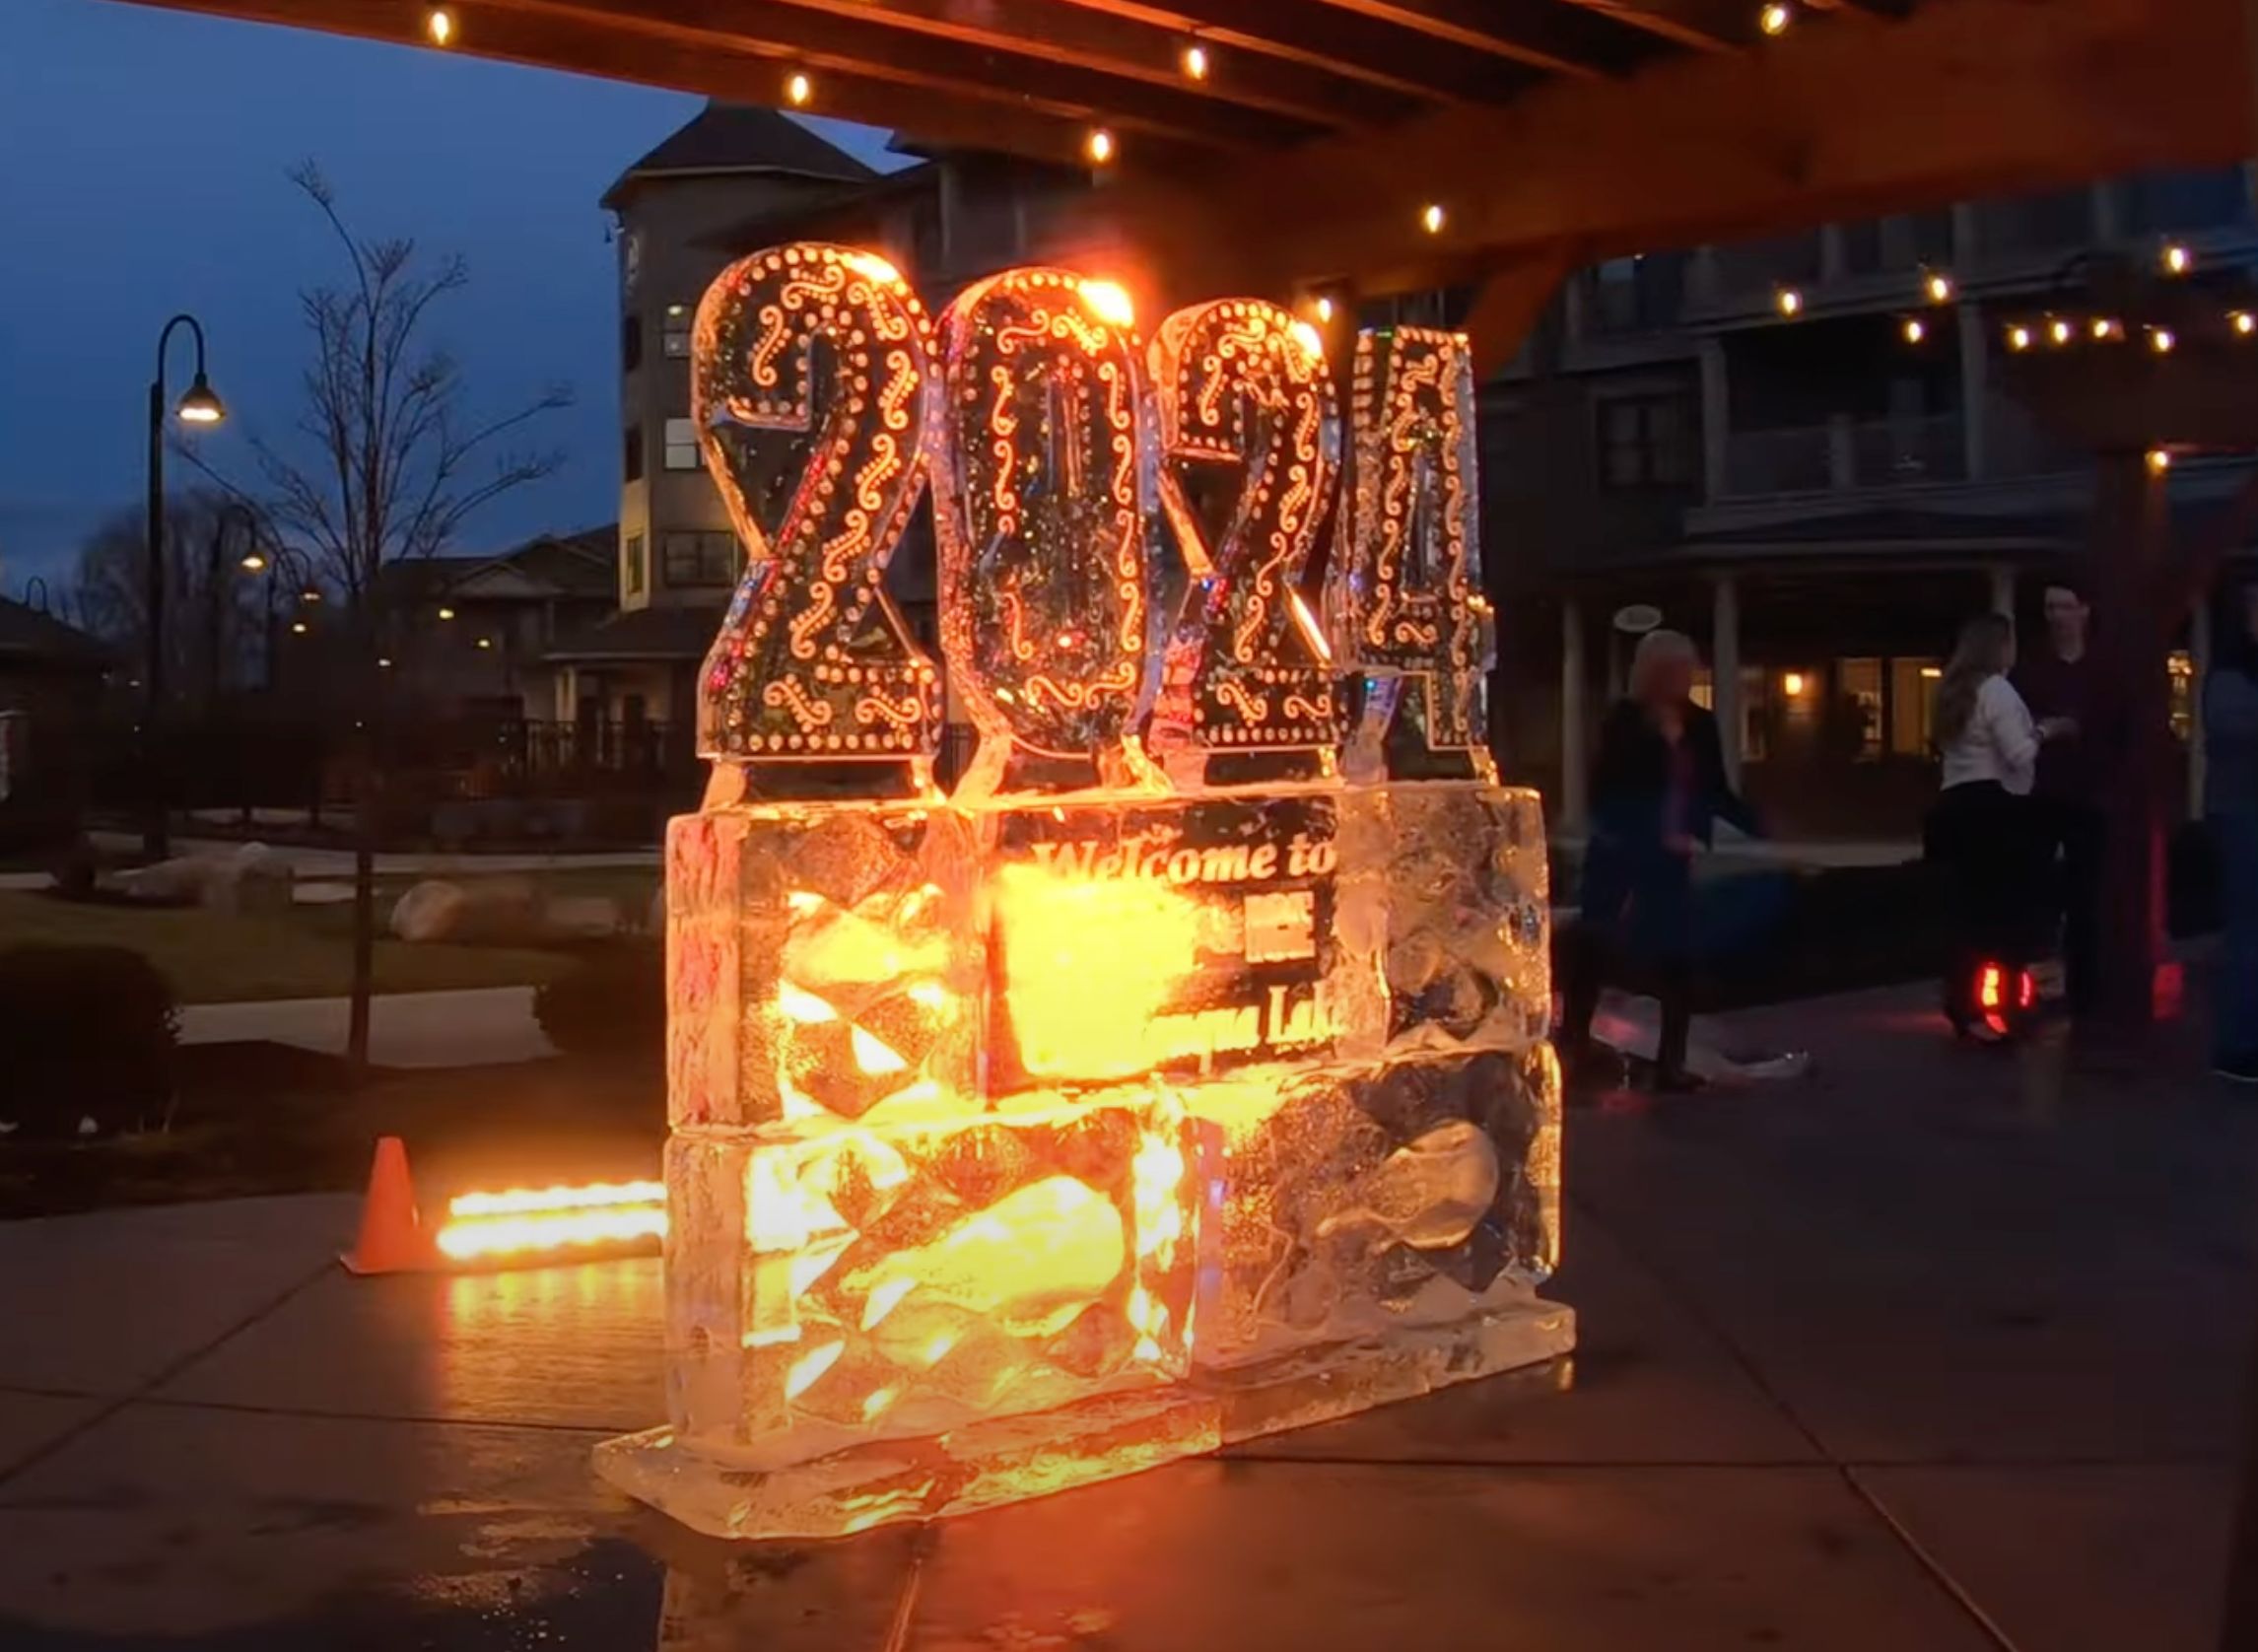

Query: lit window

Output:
[625, 532, 646, 597]
[662, 304, 692, 358]
[664, 418, 703, 471]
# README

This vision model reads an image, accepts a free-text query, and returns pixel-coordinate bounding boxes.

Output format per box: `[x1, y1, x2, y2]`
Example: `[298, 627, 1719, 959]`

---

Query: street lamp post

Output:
[145, 312, 227, 860]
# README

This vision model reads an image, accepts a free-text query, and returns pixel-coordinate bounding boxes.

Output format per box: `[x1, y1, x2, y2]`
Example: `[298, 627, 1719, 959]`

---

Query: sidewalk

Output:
[0, 981, 2245, 1648]
[177, 986, 554, 1067]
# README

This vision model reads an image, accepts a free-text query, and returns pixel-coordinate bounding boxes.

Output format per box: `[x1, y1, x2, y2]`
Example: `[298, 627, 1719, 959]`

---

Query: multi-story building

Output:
[561, 102, 1085, 754]
[1486, 163, 2258, 836]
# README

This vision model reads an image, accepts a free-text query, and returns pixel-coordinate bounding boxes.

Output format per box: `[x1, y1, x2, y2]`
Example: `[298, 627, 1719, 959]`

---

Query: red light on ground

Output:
[2017, 970, 2037, 1011]
[1977, 964, 2003, 1011]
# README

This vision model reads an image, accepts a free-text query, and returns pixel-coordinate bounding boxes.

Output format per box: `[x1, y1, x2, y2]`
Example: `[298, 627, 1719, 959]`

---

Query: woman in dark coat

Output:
[1557, 629, 1760, 1093]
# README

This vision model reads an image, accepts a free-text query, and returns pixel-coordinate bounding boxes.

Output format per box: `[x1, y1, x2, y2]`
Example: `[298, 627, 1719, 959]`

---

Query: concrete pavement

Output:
[177, 986, 555, 1067]
[0, 982, 2248, 1649]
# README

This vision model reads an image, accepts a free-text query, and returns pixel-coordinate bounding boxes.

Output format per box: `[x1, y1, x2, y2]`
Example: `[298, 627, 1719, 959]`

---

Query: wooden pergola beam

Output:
[121, 0, 1220, 170]
[1074, 0, 2257, 299]
[1308, 0, 1670, 77]
[1058, 0, 1550, 104]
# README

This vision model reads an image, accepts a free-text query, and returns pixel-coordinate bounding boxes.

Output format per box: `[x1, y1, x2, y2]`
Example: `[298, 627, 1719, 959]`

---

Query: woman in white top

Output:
[1927, 612, 2071, 1038]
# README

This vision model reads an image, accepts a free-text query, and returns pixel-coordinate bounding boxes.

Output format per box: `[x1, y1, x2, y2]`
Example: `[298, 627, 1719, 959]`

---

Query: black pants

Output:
[1558, 845, 1695, 1076]
[2031, 797, 2104, 1016]
[1927, 781, 2040, 1023]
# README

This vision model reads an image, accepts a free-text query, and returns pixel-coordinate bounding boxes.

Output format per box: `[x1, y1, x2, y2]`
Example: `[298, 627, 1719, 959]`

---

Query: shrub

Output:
[0, 945, 177, 1137]
[535, 941, 665, 1066]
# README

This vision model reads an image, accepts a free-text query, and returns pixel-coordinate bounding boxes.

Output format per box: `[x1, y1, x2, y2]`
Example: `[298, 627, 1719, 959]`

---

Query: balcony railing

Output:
[1722, 414, 1968, 497]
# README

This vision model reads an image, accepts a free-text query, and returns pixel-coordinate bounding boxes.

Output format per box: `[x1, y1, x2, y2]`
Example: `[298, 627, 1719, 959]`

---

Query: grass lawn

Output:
[0, 887, 590, 1004]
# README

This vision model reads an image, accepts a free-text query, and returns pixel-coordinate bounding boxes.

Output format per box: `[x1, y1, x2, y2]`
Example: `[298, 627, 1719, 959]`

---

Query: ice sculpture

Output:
[595, 247, 1571, 1540]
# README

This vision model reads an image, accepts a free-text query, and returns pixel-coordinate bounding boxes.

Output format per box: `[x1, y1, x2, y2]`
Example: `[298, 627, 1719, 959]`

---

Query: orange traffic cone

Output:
[341, 1136, 441, 1275]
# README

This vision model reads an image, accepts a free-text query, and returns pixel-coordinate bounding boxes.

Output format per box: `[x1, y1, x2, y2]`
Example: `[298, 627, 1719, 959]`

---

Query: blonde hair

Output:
[1629, 628, 1700, 702]
[1935, 612, 2013, 746]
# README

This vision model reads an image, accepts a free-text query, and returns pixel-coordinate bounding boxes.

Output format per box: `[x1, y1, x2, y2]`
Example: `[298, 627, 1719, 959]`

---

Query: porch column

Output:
[1561, 597, 1589, 834]
[2191, 596, 2213, 820]
[1957, 299, 1989, 479]
[1698, 337, 1729, 501]
[1988, 563, 2017, 621]
[1712, 573, 1744, 786]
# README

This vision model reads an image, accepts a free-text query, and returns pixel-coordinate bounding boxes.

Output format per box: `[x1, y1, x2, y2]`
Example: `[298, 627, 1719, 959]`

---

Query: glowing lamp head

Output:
[476, 635, 494, 650]
[426, 6, 453, 45]
[785, 71, 813, 107]
[1420, 202, 1446, 235]
[2148, 447, 2173, 474]
[2235, 311, 2256, 337]
[2007, 324, 2032, 352]
[1314, 295, 1335, 324]
[174, 374, 226, 426]
[1758, 1, 1793, 34]
[239, 550, 267, 572]
[300, 586, 320, 603]
[1181, 41, 1209, 80]
[290, 620, 308, 636]
[2092, 317, 2122, 341]
[1078, 278, 1135, 328]
[1924, 271, 1953, 305]
[2163, 242, 2193, 276]
[2152, 327, 2177, 355]
[1782, 670, 1808, 698]
[2048, 317, 2073, 346]
[438, 605, 456, 621]
[1775, 287, 1803, 317]
[1084, 127, 1116, 166]
[1901, 317, 1926, 345]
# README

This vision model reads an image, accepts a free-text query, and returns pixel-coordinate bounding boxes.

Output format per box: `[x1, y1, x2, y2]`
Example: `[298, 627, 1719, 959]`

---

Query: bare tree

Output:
[187, 162, 573, 1076]
[206, 162, 570, 628]
[71, 491, 266, 709]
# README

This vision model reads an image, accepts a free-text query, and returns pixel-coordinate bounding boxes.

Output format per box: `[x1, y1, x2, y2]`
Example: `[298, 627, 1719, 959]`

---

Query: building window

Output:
[662, 530, 739, 587]
[1889, 658, 1943, 757]
[624, 424, 644, 483]
[1597, 393, 1694, 490]
[663, 303, 692, 358]
[625, 533, 646, 596]
[664, 417, 702, 471]
[622, 230, 643, 300]
[621, 311, 643, 374]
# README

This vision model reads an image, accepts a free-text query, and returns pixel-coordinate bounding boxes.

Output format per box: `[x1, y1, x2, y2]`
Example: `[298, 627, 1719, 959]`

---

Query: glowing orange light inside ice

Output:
[786, 1340, 846, 1400]
[992, 863, 1205, 1079]
[1078, 278, 1135, 328]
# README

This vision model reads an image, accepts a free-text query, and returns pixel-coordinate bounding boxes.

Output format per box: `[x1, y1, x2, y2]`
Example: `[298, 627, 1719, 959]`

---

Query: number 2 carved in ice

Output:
[1149, 300, 1341, 768]
[694, 243, 941, 767]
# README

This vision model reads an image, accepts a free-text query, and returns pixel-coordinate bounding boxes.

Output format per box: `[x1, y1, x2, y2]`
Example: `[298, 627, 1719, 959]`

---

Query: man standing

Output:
[2014, 579, 2103, 1018]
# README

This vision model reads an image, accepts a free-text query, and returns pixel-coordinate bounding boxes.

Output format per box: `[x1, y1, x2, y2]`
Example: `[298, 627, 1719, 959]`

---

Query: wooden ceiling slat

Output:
[1059, 0, 1549, 103]
[499, 0, 1320, 147]
[1077, 0, 2251, 300]
[1310, 0, 1672, 75]
[753, 0, 1425, 128]
[114, 0, 1222, 170]
[1549, 0, 1752, 51]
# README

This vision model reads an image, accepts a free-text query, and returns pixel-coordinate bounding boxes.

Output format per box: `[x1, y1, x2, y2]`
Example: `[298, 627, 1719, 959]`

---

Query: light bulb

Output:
[2235, 311, 2256, 336]
[1759, 1, 1793, 34]
[2151, 327, 2176, 354]
[1315, 296, 1335, 324]
[1775, 287, 1803, 317]
[2007, 324, 2031, 351]
[1085, 127, 1115, 166]
[2147, 447, 2172, 474]
[426, 7, 453, 45]
[1420, 202, 1445, 235]
[2048, 317, 2072, 345]
[1924, 271, 1953, 305]
[1901, 317, 1926, 344]
[2163, 242, 2192, 276]
[2092, 317, 2122, 341]
[1181, 41, 1209, 81]
[785, 71, 812, 107]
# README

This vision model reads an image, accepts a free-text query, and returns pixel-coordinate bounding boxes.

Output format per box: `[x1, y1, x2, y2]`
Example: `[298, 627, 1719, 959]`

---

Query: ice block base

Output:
[1208, 1298, 1576, 1445]
[594, 1384, 1221, 1541]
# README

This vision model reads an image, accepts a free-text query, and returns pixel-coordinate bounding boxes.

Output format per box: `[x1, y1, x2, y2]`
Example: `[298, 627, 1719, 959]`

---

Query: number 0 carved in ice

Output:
[930, 269, 1159, 792]
[694, 244, 942, 777]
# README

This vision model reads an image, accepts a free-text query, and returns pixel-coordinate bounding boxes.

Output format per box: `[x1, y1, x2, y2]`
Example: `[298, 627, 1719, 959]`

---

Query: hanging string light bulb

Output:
[1758, 2, 1794, 34]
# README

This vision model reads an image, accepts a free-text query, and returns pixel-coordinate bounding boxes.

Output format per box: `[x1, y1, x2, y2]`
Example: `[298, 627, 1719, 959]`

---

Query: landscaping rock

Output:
[390, 876, 542, 943]
[544, 894, 625, 939]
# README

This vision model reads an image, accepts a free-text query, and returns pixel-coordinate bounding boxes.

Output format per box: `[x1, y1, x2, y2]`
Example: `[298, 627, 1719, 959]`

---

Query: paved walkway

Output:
[177, 986, 555, 1067]
[0, 983, 2248, 1649]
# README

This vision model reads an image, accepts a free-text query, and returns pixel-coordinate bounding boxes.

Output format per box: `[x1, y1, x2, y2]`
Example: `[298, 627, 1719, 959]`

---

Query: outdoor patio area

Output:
[0, 981, 2246, 1650]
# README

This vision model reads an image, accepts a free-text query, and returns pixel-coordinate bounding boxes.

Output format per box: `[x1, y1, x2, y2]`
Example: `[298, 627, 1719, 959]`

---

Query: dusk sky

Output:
[0, 0, 897, 595]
